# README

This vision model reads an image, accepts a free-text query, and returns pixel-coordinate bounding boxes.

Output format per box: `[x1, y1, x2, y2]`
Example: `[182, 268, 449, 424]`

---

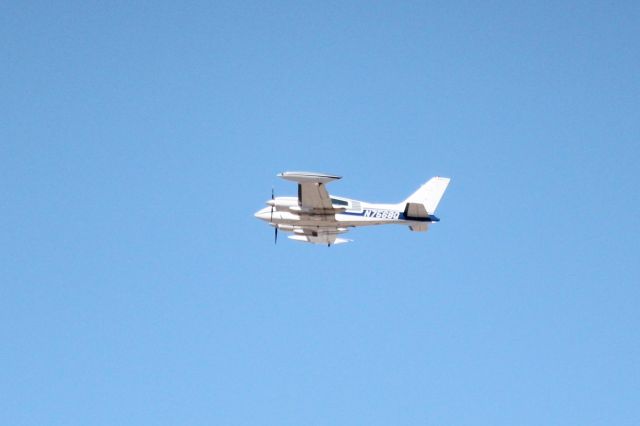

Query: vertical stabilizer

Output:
[403, 177, 451, 214]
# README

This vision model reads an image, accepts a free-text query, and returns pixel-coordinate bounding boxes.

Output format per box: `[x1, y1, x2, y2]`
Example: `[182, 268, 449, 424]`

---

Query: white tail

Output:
[403, 177, 451, 214]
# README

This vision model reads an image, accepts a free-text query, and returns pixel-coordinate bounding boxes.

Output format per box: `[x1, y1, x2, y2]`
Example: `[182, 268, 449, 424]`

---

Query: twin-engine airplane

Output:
[254, 171, 451, 246]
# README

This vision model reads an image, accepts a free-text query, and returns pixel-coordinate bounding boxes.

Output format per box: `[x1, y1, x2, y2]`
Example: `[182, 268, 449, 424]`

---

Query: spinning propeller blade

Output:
[271, 187, 277, 244]
[270, 187, 274, 221]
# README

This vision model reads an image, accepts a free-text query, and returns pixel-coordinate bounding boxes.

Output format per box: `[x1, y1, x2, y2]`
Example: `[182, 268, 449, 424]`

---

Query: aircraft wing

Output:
[282, 225, 352, 245]
[278, 171, 341, 212]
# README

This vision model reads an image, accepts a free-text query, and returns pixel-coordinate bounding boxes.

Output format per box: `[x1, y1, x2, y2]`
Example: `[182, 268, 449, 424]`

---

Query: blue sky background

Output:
[2, 1, 639, 424]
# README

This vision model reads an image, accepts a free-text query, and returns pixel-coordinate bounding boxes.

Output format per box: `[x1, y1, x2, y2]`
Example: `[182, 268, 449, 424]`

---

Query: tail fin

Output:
[403, 177, 451, 214]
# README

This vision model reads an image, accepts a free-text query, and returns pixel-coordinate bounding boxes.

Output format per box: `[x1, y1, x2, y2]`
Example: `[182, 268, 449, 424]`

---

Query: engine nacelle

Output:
[266, 197, 298, 209]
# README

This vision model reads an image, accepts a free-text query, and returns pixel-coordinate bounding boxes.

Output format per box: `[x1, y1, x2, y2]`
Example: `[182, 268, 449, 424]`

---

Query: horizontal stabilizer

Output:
[409, 223, 429, 232]
[404, 202, 429, 218]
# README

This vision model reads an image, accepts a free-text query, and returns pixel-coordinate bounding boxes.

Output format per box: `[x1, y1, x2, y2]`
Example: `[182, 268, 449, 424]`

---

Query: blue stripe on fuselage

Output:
[341, 210, 439, 222]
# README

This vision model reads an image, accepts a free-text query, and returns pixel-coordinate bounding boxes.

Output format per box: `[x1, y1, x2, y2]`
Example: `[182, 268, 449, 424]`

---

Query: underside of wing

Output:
[298, 182, 334, 210]
[288, 235, 351, 245]
[278, 171, 341, 184]
[282, 225, 352, 245]
[278, 171, 341, 211]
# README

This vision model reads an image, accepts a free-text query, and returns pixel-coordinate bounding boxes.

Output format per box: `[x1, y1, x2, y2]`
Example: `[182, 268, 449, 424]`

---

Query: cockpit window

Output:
[331, 198, 349, 206]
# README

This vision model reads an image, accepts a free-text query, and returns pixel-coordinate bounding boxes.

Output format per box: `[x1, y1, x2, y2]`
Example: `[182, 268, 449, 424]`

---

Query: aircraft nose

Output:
[254, 207, 270, 221]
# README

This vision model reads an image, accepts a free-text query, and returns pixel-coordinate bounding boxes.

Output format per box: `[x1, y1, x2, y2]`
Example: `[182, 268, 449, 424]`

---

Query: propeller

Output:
[271, 187, 278, 244]
[270, 187, 274, 221]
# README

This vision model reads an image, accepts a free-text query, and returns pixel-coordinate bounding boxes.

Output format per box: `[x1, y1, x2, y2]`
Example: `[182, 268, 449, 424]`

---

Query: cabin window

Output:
[331, 198, 349, 206]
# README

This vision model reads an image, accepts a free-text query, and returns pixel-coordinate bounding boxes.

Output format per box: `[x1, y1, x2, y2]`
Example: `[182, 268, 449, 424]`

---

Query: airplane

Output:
[254, 171, 451, 246]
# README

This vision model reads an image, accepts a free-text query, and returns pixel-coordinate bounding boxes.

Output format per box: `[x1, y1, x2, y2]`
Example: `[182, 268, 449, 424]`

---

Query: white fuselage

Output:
[254, 173, 450, 244]
[254, 196, 437, 229]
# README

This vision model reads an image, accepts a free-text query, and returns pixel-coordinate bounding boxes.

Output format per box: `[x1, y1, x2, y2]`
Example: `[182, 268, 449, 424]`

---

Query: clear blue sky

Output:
[2, 1, 639, 425]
